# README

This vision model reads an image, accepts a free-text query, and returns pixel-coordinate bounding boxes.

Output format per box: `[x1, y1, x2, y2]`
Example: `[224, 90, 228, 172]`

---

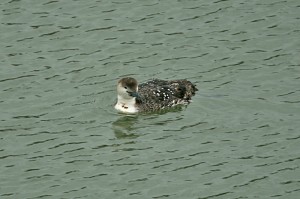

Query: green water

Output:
[1, 0, 300, 198]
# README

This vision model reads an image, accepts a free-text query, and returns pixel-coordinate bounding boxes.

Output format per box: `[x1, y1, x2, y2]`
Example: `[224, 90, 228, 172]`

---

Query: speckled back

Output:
[136, 79, 197, 112]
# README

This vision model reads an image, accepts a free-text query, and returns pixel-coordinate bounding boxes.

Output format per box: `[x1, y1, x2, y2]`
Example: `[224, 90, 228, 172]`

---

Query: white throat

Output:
[114, 95, 138, 113]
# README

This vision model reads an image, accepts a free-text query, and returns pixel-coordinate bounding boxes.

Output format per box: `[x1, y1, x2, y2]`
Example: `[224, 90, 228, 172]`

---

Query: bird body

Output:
[115, 77, 197, 113]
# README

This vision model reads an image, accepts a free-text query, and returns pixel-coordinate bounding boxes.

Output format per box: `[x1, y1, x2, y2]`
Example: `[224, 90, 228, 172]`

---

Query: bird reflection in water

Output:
[112, 115, 139, 139]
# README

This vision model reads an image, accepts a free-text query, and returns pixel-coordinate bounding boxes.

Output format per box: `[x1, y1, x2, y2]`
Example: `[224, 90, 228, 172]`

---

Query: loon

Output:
[114, 77, 197, 113]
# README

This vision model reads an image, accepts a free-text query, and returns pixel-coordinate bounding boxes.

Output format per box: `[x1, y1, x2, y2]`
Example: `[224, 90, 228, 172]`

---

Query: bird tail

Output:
[170, 79, 198, 101]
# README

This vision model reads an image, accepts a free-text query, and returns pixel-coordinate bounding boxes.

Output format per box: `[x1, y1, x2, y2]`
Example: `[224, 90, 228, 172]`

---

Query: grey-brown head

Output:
[117, 77, 139, 99]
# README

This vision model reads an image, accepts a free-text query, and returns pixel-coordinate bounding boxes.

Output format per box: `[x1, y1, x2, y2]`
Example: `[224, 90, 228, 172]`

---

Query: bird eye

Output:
[124, 86, 127, 89]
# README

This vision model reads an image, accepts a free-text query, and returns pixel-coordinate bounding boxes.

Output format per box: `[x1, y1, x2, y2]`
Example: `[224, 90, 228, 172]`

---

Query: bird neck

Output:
[115, 95, 138, 113]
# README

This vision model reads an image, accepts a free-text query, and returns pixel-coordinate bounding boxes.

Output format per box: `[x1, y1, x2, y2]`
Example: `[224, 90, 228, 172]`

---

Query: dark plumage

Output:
[136, 79, 198, 112]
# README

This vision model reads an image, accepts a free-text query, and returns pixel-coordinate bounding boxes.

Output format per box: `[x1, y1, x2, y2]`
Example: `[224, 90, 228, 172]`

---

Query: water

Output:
[1, 0, 300, 198]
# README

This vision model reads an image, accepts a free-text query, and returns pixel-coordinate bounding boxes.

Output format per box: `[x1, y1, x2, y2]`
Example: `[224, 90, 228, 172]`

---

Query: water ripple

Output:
[1, 0, 299, 198]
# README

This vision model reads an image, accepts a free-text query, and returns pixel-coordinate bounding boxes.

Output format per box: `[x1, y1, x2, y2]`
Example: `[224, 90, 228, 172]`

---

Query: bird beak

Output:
[127, 91, 139, 98]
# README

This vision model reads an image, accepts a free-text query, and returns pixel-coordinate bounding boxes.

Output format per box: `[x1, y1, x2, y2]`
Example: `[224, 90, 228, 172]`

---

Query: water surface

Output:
[1, 0, 300, 198]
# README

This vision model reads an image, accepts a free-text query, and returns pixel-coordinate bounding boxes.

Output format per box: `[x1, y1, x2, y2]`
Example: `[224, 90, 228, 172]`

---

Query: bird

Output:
[114, 77, 197, 113]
